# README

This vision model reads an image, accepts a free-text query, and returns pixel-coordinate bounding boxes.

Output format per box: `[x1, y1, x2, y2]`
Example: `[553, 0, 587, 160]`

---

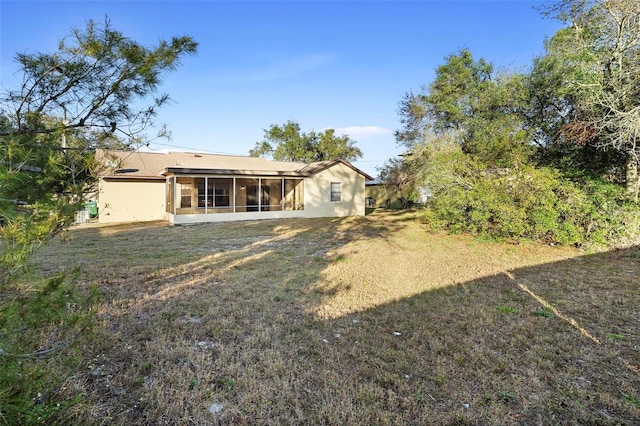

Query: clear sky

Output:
[0, 1, 563, 178]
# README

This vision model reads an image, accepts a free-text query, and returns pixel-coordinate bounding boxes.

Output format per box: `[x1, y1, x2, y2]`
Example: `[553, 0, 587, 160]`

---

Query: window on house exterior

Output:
[213, 180, 231, 207]
[284, 179, 304, 210]
[196, 178, 207, 208]
[235, 178, 259, 212]
[330, 182, 342, 202]
[261, 179, 283, 211]
[166, 178, 174, 213]
[177, 179, 193, 208]
[181, 189, 192, 207]
[206, 180, 214, 207]
[193, 178, 231, 209]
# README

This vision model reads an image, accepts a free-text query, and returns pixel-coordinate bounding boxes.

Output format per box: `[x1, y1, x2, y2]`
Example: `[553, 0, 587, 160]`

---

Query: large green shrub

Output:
[424, 161, 640, 246]
[576, 179, 640, 246]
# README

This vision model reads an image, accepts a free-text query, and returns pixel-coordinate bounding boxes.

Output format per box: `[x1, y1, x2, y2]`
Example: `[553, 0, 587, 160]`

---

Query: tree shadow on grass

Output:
[303, 246, 640, 425]
[30, 217, 640, 424]
[29, 211, 410, 417]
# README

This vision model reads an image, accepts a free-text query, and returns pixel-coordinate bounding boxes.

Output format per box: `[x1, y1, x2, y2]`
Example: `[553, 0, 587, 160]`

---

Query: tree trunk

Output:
[626, 156, 639, 201]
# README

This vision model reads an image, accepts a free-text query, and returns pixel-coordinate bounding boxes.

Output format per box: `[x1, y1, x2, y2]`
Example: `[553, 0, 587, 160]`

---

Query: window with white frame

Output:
[330, 182, 341, 202]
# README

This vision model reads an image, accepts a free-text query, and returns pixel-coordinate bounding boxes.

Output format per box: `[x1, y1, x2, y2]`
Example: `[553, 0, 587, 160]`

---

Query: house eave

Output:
[162, 167, 309, 177]
[300, 159, 374, 181]
[101, 175, 165, 181]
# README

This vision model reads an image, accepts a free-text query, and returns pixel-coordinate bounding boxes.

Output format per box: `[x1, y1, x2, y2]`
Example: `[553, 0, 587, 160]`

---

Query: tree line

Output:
[381, 0, 640, 246]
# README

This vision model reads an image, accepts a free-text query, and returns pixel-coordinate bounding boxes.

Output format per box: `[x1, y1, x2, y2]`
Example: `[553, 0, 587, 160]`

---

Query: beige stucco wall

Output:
[302, 162, 366, 218]
[365, 184, 401, 208]
[98, 178, 166, 224]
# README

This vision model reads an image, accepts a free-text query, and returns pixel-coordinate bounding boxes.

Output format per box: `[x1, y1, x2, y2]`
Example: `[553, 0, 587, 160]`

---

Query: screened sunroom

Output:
[165, 172, 304, 219]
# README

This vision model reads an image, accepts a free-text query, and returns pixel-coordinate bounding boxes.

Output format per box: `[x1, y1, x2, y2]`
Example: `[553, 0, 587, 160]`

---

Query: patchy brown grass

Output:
[31, 210, 640, 424]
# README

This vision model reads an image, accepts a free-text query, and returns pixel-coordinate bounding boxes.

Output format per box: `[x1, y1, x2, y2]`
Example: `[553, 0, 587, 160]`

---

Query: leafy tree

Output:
[390, 50, 530, 212]
[537, 0, 640, 197]
[250, 120, 363, 162]
[464, 73, 533, 168]
[525, 33, 612, 177]
[525, 39, 627, 181]
[424, 49, 493, 136]
[391, 40, 640, 245]
[396, 49, 532, 168]
[0, 18, 198, 282]
[396, 49, 492, 147]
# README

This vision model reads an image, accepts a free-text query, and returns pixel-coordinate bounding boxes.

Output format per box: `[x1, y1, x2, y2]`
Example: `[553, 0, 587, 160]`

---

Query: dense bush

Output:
[418, 139, 640, 246]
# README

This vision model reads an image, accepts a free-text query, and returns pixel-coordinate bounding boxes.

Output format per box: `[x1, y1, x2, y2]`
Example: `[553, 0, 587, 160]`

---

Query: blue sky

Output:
[0, 1, 563, 177]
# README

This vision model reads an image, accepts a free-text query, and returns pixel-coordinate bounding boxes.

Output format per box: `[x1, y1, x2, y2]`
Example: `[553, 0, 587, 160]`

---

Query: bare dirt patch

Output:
[32, 210, 640, 424]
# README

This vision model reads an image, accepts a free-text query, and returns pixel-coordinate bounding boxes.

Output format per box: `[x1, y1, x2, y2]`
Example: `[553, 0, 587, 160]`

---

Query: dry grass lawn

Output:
[32, 210, 640, 424]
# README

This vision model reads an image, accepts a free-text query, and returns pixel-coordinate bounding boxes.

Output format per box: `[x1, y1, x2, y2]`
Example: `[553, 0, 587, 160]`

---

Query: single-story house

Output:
[96, 150, 373, 224]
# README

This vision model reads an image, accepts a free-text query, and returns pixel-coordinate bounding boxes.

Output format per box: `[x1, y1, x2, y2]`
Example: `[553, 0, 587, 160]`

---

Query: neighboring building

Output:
[96, 150, 373, 224]
[365, 181, 399, 208]
[365, 181, 431, 209]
